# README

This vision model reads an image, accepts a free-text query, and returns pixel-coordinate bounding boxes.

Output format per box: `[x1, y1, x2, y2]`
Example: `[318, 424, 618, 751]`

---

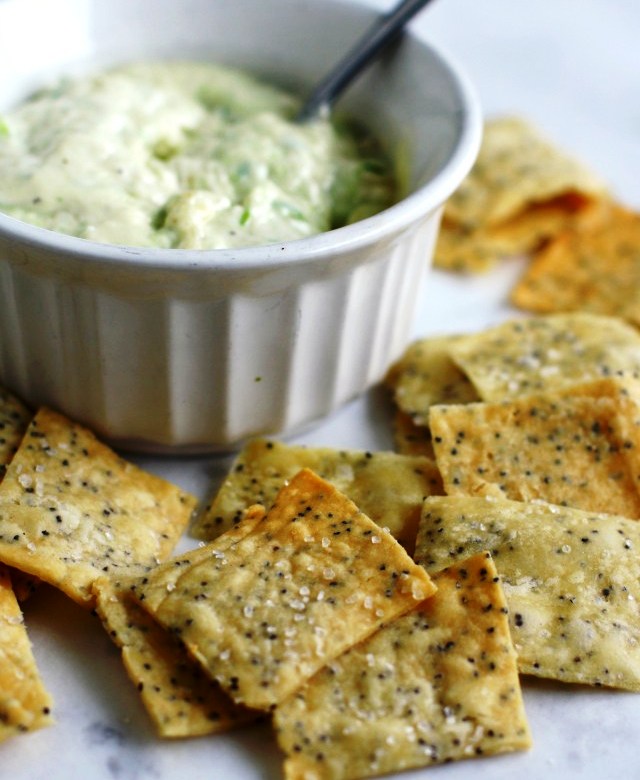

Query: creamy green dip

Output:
[0, 61, 396, 249]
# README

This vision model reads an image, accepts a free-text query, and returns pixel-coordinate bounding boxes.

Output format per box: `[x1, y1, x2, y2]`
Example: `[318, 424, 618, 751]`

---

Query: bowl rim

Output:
[0, 34, 482, 275]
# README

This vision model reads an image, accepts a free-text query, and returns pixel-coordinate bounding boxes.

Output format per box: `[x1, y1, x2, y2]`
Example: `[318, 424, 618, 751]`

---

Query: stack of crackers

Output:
[0, 389, 534, 780]
[6, 312, 640, 780]
[3, 115, 639, 780]
[174, 446, 532, 778]
[0, 397, 197, 743]
[386, 311, 640, 693]
[163, 314, 640, 778]
[434, 116, 640, 326]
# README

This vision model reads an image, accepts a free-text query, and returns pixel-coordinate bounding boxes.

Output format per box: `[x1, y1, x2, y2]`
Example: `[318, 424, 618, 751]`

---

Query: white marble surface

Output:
[4, 0, 640, 778]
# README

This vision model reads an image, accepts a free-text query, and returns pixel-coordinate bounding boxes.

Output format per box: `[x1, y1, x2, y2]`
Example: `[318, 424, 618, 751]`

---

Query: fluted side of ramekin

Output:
[0, 0, 482, 451]
[0, 212, 439, 451]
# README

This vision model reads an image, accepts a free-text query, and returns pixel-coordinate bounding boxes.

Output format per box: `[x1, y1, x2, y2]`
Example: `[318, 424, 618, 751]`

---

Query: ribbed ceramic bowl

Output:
[0, 0, 481, 452]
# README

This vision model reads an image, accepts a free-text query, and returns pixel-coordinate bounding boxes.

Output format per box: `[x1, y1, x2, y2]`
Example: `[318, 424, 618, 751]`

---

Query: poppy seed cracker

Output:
[93, 506, 266, 737]
[416, 495, 640, 690]
[0, 407, 196, 605]
[435, 193, 607, 275]
[429, 380, 640, 517]
[511, 204, 640, 325]
[192, 439, 442, 552]
[274, 552, 530, 780]
[443, 117, 605, 230]
[134, 504, 266, 613]
[146, 469, 436, 711]
[434, 116, 606, 273]
[0, 387, 40, 603]
[93, 576, 258, 738]
[385, 334, 479, 427]
[448, 313, 640, 402]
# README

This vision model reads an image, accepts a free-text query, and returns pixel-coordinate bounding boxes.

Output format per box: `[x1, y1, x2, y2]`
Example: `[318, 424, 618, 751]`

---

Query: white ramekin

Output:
[0, 0, 481, 452]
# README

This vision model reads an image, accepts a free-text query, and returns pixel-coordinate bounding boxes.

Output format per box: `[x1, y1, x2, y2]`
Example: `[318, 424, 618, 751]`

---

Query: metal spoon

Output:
[297, 0, 437, 122]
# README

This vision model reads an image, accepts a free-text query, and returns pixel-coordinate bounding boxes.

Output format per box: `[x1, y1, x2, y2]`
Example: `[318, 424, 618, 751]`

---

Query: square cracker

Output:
[448, 313, 640, 401]
[385, 334, 479, 425]
[429, 378, 640, 518]
[93, 507, 266, 737]
[274, 552, 530, 780]
[93, 576, 257, 738]
[434, 116, 606, 274]
[0, 564, 53, 742]
[416, 495, 640, 690]
[434, 196, 606, 274]
[511, 204, 640, 325]
[134, 504, 266, 614]
[146, 468, 436, 711]
[482, 194, 607, 255]
[192, 439, 442, 552]
[0, 407, 196, 605]
[443, 116, 605, 230]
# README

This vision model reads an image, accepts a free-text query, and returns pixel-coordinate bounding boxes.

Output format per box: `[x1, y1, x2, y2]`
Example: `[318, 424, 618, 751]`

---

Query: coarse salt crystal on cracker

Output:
[0, 407, 196, 606]
[416, 495, 640, 690]
[145, 468, 436, 710]
[274, 552, 530, 780]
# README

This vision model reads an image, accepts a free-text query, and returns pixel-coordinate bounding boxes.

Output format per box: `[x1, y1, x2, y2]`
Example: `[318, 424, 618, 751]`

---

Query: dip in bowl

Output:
[0, 60, 397, 249]
[0, 0, 481, 452]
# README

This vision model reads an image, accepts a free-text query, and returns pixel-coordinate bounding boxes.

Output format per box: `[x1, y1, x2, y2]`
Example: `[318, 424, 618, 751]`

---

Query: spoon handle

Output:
[297, 0, 437, 121]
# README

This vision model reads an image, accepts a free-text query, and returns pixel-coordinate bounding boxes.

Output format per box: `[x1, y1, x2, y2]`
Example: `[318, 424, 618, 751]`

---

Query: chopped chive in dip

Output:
[0, 61, 397, 250]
